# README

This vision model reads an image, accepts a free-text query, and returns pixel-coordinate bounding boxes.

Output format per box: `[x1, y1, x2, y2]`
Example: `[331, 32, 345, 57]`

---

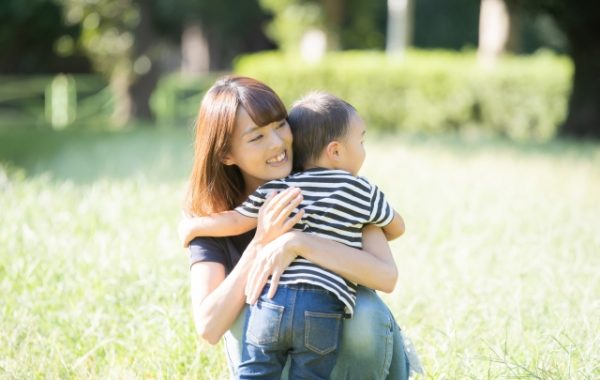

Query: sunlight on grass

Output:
[1, 130, 599, 379]
[366, 137, 600, 379]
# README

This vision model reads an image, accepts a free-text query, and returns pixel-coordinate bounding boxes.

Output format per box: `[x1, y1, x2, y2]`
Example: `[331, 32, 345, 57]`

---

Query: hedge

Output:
[232, 50, 572, 140]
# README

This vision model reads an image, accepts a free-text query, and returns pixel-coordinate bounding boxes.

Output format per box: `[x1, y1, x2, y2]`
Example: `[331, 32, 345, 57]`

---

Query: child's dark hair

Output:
[288, 92, 357, 171]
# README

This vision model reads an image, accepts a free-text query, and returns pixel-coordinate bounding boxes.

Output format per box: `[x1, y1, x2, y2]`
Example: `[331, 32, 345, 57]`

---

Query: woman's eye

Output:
[277, 122, 286, 129]
[249, 135, 263, 142]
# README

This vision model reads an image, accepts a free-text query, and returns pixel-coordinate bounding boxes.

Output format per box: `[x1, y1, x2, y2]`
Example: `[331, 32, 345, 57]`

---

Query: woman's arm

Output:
[190, 188, 304, 344]
[245, 224, 398, 304]
[190, 239, 259, 345]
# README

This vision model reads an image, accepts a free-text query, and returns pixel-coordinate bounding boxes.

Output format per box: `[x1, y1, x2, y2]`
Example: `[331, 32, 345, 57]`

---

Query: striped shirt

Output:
[235, 168, 394, 316]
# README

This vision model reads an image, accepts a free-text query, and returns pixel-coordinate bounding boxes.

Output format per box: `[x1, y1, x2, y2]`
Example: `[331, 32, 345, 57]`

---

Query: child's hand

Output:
[178, 216, 200, 248]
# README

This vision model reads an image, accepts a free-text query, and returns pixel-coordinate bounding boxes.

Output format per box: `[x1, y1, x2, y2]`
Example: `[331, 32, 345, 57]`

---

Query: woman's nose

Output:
[267, 129, 284, 149]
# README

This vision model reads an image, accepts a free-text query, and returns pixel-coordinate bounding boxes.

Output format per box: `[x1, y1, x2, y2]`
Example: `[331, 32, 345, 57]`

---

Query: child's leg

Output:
[288, 285, 345, 380]
[238, 286, 291, 379]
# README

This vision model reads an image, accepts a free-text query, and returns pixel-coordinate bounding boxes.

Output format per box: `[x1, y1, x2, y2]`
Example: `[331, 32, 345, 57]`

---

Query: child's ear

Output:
[325, 141, 342, 162]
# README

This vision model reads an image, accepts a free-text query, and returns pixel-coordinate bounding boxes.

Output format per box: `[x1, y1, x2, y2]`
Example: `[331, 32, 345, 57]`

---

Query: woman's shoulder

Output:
[188, 230, 255, 273]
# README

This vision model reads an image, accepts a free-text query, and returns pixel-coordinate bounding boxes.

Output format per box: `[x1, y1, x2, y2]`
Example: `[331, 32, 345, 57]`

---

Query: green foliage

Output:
[258, 0, 325, 53]
[413, 0, 480, 50]
[258, 0, 387, 52]
[51, 0, 272, 122]
[56, 0, 271, 76]
[165, 0, 267, 39]
[58, 0, 139, 75]
[0, 0, 90, 73]
[234, 50, 572, 140]
[340, 0, 386, 50]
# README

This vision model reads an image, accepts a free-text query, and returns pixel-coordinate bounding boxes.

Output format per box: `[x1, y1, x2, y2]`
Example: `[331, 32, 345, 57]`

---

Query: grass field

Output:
[1, 128, 599, 379]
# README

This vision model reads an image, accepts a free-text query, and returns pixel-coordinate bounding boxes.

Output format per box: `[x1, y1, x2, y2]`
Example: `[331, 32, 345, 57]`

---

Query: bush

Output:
[234, 50, 572, 140]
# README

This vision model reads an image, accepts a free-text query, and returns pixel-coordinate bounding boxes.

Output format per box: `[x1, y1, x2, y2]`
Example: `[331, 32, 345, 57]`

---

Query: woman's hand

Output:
[245, 187, 304, 304]
[245, 232, 299, 304]
[254, 187, 304, 245]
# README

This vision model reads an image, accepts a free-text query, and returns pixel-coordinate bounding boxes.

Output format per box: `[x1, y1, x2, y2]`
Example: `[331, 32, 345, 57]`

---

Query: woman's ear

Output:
[222, 154, 235, 166]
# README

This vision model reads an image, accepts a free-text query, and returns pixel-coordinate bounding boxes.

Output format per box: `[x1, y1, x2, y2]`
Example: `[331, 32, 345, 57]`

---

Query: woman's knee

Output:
[344, 287, 394, 348]
[331, 287, 398, 379]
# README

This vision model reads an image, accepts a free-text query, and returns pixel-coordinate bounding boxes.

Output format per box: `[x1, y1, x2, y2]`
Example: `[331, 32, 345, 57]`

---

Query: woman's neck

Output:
[242, 175, 266, 199]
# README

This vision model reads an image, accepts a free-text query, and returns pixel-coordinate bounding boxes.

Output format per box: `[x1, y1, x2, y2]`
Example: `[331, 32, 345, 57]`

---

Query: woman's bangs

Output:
[242, 88, 287, 127]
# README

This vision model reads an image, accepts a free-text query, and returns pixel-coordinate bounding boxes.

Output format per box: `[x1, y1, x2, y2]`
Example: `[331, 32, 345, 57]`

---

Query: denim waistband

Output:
[277, 282, 330, 291]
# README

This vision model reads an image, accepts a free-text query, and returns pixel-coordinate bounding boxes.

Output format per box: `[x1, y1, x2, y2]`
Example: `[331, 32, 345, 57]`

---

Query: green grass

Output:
[1, 128, 599, 379]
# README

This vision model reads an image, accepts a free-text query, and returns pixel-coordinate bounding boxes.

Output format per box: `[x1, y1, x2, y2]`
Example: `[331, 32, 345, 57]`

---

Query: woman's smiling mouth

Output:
[266, 150, 287, 165]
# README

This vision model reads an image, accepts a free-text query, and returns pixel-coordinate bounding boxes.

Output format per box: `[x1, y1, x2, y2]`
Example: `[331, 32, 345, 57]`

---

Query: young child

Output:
[183, 92, 405, 379]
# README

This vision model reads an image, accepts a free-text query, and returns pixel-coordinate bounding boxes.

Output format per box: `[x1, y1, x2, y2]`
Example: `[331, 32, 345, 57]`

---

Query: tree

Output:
[259, 0, 327, 54]
[0, 0, 90, 73]
[166, 0, 272, 71]
[507, 0, 600, 138]
[341, 0, 387, 50]
[478, 0, 510, 66]
[259, 0, 388, 56]
[58, 0, 272, 125]
[58, 0, 157, 124]
[386, 0, 414, 58]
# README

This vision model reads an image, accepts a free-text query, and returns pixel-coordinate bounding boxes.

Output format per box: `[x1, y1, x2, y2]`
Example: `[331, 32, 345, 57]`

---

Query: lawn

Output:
[1, 128, 599, 379]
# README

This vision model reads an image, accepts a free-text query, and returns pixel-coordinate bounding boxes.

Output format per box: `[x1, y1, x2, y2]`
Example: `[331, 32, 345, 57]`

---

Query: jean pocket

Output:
[246, 301, 284, 346]
[304, 311, 342, 355]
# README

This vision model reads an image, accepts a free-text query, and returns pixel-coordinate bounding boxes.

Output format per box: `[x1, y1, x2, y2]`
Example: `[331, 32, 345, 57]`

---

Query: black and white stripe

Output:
[236, 168, 394, 316]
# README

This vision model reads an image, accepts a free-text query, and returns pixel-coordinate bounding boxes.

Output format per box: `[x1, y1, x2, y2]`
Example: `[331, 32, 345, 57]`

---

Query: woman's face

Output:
[224, 107, 293, 193]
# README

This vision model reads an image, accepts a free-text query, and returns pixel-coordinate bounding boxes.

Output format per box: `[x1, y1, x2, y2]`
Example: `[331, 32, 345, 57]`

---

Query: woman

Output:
[184, 76, 411, 379]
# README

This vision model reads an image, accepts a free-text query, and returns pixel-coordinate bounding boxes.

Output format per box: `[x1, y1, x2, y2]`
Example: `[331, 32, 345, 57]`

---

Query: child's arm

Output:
[179, 211, 257, 247]
[382, 210, 405, 241]
[365, 179, 405, 242]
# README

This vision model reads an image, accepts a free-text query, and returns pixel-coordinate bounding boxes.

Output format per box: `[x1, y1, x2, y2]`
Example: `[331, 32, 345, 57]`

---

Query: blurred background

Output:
[0, 0, 598, 137]
[1, 0, 599, 379]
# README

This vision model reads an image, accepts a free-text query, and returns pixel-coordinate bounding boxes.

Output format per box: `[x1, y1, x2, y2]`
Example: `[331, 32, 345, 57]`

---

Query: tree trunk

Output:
[505, 6, 521, 53]
[206, 27, 225, 70]
[322, 0, 343, 50]
[128, 0, 160, 122]
[478, 0, 510, 67]
[386, 0, 414, 57]
[505, 0, 600, 138]
[181, 22, 210, 75]
[110, 62, 132, 127]
[560, 26, 600, 138]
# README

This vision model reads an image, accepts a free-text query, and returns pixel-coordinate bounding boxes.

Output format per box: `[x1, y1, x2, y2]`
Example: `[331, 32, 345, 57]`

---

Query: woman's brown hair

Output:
[185, 76, 287, 216]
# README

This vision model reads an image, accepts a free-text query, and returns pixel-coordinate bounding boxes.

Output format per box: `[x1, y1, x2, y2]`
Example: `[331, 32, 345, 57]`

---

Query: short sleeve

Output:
[234, 188, 268, 218]
[188, 236, 229, 269]
[368, 183, 394, 227]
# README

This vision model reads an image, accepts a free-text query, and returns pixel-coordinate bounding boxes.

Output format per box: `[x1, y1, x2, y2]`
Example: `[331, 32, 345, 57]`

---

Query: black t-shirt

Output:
[188, 229, 255, 274]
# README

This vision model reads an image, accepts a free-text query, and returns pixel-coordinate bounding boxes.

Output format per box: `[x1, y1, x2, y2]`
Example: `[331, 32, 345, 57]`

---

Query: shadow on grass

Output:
[0, 126, 195, 183]
[1, 125, 598, 184]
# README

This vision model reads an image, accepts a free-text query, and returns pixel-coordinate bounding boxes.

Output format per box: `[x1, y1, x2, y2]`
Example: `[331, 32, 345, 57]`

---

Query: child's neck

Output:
[305, 156, 336, 171]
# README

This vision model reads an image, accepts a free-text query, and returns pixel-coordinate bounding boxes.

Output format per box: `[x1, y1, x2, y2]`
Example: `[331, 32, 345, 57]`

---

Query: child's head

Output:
[288, 92, 366, 176]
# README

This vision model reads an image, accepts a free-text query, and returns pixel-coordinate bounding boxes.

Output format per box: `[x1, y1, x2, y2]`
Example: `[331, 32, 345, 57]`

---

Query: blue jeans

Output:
[225, 286, 410, 379]
[238, 284, 345, 379]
